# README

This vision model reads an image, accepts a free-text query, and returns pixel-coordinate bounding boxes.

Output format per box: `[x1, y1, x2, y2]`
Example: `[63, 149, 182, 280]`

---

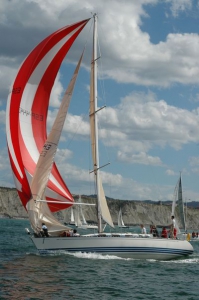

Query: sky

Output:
[1, 0, 199, 202]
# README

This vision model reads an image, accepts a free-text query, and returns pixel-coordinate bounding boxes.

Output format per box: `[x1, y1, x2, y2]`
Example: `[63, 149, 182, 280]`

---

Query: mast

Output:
[93, 14, 102, 233]
[90, 14, 113, 231]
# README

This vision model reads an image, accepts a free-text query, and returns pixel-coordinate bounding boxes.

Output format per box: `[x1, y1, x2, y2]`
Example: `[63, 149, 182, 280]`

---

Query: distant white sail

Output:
[118, 208, 128, 228]
[172, 174, 186, 233]
[70, 207, 75, 225]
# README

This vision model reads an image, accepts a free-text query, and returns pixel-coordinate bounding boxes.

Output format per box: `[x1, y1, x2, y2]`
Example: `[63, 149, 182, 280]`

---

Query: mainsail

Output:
[172, 174, 186, 232]
[6, 19, 90, 213]
[89, 15, 114, 230]
[177, 175, 186, 231]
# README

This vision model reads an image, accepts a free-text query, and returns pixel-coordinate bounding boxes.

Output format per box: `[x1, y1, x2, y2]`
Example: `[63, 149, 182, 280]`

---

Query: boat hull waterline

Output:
[30, 236, 193, 260]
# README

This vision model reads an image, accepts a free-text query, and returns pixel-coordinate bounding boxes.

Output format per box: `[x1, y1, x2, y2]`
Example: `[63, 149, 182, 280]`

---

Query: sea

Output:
[0, 218, 199, 300]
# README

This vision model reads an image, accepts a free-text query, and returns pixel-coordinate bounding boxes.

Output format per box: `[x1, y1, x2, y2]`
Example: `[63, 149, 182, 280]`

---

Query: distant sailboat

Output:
[75, 195, 98, 230]
[6, 14, 193, 259]
[64, 207, 75, 226]
[118, 208, 129, 228]
[69, 207, 75, 225]
[172, 173, 186, 233]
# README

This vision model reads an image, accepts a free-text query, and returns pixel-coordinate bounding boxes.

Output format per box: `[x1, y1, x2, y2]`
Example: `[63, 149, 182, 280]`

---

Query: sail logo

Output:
[19, 107, 43, 121]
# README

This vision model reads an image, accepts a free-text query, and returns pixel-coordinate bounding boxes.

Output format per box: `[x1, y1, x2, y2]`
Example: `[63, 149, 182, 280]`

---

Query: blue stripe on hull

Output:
[38, 246, 193, 256]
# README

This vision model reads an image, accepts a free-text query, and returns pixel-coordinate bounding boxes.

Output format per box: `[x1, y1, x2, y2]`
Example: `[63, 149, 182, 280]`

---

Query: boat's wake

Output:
[158, 256, 199, 264]
[35, 249, 132, 260]
[67, 251, 132, 260]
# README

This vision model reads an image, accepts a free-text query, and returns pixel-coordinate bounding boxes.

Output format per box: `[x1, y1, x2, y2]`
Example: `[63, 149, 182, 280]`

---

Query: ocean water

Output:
[0, 219, 199, 300]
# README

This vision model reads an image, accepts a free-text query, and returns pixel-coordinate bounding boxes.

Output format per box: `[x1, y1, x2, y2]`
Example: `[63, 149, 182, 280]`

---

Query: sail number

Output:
[43, 144, 51, 151]
[40, 143, 52, 157]
[12, 87, 21, 94]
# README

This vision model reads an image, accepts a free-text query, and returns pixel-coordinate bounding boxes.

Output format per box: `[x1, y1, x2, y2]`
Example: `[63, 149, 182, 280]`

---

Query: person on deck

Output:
[192, 231, 196, 238]
[140, 224, 147, 234]
[41, 223, 49, 237]
[72, 229, 79, 237]
[150, 225, 158, 237]
[161, 227, 168, 238]
[169, 216, 176, 239]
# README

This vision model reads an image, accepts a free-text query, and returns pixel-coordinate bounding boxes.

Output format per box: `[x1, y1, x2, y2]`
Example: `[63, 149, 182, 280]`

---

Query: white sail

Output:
[28, 53, 84, 234]
[118, 208, 128, 228]
[177, 175, 186, 231]
[89, 15, 114, 230]
[80, 207, 88, 225]
[118, 208, 123, 227]
[78, 195, 87, 225]
[70, 207, 75, 225]
[74, 206, 82, 227]
[172, 174, 186, 233]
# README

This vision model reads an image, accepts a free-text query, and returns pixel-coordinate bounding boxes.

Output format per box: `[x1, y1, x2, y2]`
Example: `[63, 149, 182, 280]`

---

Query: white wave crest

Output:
[67, 251, 132, 260]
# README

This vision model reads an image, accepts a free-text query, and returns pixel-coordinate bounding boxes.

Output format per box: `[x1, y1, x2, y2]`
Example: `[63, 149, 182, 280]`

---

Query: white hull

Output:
[30, 234, 193, 260]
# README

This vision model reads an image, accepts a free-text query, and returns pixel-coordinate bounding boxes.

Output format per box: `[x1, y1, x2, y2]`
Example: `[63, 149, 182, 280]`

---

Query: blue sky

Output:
[1, 0, 199, 202]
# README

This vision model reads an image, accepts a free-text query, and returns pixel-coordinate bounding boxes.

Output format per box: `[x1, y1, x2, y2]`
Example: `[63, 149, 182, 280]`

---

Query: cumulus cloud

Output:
[1, 0, 199, 98]
[53, 152, 175, 200]
[166, 169, 177, 176]
[48, 90, 199, 167]
[47, 110, 90, 139]
[99, 91, 199, 156]
[165, 0, 192, 17]
[117, 151, 163, 166]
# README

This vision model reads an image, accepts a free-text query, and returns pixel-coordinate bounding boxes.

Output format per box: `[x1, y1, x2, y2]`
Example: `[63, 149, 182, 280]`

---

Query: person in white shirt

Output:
[140, 224, 147, 234]
[170, 216, 176, 239]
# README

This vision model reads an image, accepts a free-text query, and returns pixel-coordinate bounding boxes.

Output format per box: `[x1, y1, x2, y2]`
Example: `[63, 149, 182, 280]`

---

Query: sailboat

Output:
[74, 195, 98, 230]
[172, 175, 199, 241]
[118, 208, 129, 228]
[172, 174, 186, 235]
[63, 207, 75, 226]
[6, 14, 193, 259]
